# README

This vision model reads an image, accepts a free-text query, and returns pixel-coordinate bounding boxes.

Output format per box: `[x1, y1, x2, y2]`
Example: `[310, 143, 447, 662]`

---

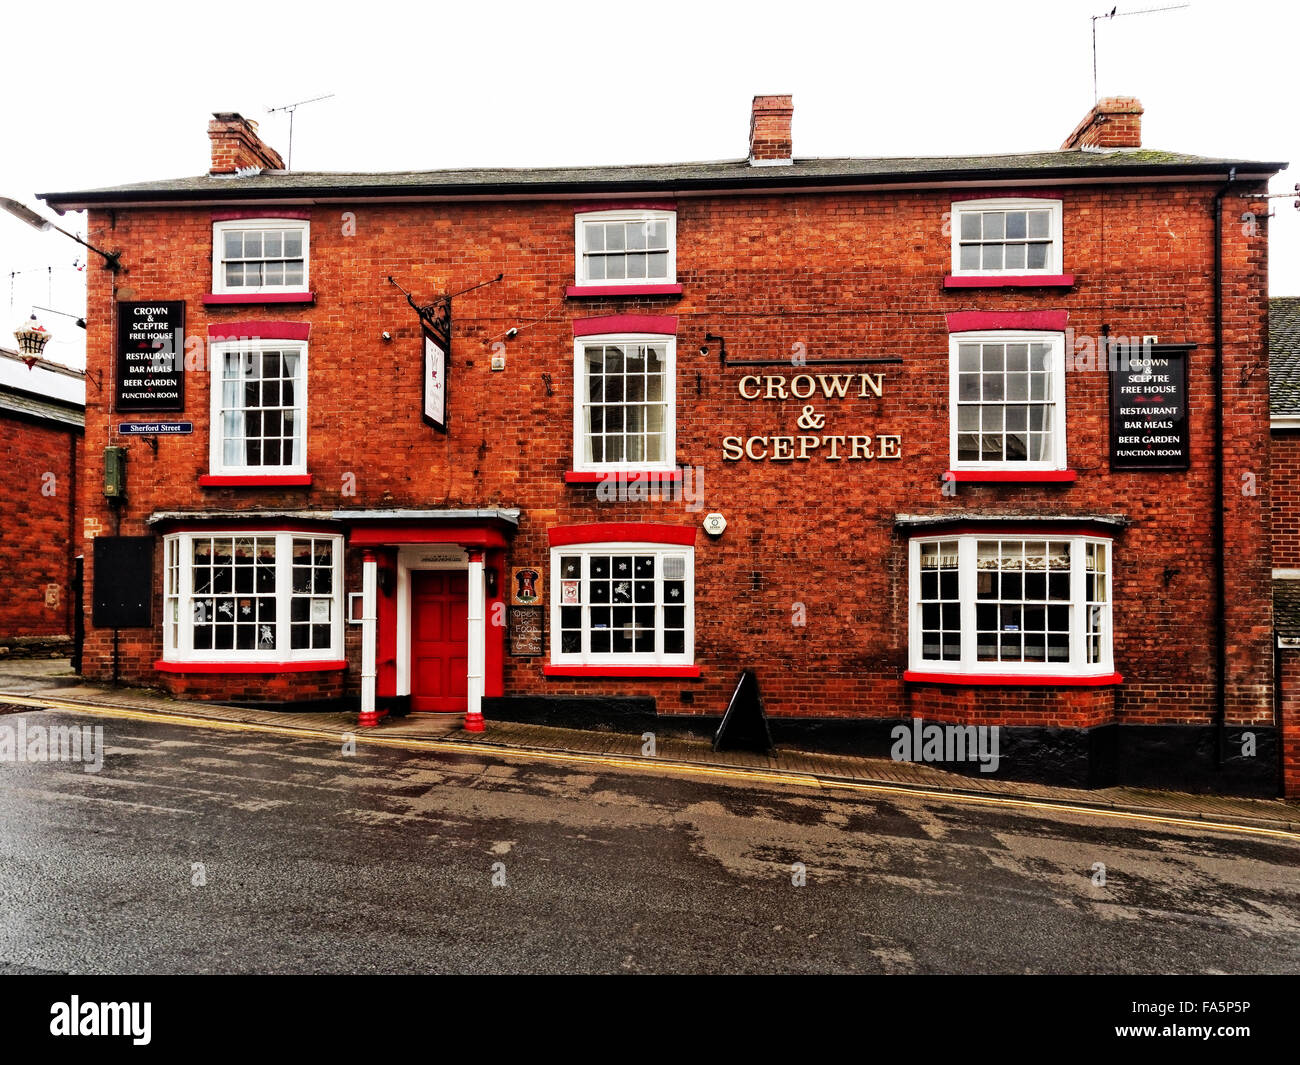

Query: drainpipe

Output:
[1213, 167, 1236, 768]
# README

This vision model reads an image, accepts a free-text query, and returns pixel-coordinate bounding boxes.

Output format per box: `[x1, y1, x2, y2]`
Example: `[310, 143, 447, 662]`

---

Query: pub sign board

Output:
[1109, 343, 1193, 470]
[116, 301, 185, 412]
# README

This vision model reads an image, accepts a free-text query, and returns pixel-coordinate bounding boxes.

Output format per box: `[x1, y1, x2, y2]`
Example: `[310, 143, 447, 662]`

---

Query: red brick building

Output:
[1269, 297, 1300, 797]
[0, 346, 84, 656]
[41, 97, 1289, 794]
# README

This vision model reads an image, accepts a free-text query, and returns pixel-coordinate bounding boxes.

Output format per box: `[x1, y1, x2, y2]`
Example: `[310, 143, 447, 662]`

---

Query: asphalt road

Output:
[1, 709, 1297, 974]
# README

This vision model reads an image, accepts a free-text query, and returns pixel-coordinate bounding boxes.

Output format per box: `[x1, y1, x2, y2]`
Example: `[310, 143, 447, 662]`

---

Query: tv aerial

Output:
[266, 93, 335, 169]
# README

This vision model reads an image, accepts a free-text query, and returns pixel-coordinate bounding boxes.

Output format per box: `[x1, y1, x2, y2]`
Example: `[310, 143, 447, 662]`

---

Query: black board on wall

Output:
[92, 537, 154, 628]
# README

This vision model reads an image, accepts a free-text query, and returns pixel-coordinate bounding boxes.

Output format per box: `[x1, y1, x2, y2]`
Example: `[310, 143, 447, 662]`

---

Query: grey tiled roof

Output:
[1271, 297, 1300, 417]
[1274, 578, 1300, 639]
[0, 385, 84, 429]
[40, 149, 1283, 209]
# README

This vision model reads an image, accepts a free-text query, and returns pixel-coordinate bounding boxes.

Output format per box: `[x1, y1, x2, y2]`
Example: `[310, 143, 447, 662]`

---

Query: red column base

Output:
[464, 710, 485, 733]
[358, 708, 381, 728]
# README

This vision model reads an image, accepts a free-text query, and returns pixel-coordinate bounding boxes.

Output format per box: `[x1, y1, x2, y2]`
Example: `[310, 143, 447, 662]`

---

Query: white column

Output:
[359, 550, 378, 726]
[465, 548, 486, 731]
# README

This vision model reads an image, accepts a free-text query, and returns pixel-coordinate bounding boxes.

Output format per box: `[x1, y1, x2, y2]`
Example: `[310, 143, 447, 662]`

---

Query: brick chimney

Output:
[208, 112, 285, 174]
[1060, 96, 1143, 150]
[749, 95, 793, 166]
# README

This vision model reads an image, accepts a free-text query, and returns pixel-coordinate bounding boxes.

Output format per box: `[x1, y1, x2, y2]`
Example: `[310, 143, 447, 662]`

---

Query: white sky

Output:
[3, 0, 1296, 369]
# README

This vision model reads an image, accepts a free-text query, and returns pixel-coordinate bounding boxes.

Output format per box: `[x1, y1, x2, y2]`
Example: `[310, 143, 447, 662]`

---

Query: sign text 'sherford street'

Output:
[116, 302, 185, 412]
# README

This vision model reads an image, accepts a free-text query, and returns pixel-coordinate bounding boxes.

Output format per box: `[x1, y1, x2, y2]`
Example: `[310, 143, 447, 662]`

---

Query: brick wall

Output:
[1282, 650, 1300, 796]
[77, 179, 1275, 737]
[0, 413, 80, 639]
[1271, 432, 1300, 567]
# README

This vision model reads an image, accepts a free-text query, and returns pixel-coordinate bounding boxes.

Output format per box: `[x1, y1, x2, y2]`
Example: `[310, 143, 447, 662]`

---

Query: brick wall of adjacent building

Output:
[1271, 431, 1300, 568]
[75, 177, 1276, 741]
[0, 413, 80, 641]
[1279, 650, 1300, 796]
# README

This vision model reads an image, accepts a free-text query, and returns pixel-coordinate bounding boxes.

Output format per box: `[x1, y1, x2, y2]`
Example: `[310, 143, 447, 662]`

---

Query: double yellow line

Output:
[7, 693, 1299, 843]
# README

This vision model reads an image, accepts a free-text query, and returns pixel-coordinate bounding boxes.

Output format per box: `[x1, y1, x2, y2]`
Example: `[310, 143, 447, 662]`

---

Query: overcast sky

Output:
[3, 0, 1295, 368]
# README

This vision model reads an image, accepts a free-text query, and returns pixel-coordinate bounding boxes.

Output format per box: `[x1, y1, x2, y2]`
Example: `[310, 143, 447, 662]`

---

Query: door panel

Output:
[411, 570, 468, 712]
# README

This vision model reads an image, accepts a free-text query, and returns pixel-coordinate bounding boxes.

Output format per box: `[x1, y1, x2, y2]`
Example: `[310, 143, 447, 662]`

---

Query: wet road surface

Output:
[1, 710, 1297, 974]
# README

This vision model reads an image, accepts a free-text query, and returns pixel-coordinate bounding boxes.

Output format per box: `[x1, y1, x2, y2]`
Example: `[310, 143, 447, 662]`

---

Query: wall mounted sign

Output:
[1109, 344, 1192, 470]
[423, 329, 447, 432]
[117, 422, 193, 435]
[511, 567, 543, 605]
[720, 370, 903, 462]
[116, 301, 184, 411]
[509, 606, 544, 656]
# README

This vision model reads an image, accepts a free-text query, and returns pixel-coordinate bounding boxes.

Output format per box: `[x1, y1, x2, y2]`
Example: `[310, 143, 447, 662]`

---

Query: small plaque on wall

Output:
[510, 566, 543, 605]
[509, 606, 544, 656]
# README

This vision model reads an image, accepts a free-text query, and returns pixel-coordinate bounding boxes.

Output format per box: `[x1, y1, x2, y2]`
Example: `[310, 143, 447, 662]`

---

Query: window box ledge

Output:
[565, 469, 681, 484]
[944, 470, 1078, 484]
[903, 670, 1122, 687]
[542, 664, 701, 678]
[199, 474, 313, 487]
[203, 292, 316, 305]
[944, 274, 1075, 289]
[155, 659, 346, 674]
[565, 284, 682, 298]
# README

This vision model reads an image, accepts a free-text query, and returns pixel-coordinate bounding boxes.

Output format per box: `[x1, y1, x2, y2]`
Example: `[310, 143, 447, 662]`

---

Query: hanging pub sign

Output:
[1109, 342, 1193, 470]
[389, 272, 503, 436]
[423, 332, 447, 432]
[116, 301, 184, 411]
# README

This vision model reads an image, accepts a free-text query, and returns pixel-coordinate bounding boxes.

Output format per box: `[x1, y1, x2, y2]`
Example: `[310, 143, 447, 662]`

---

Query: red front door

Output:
[411, 570, 468, 712]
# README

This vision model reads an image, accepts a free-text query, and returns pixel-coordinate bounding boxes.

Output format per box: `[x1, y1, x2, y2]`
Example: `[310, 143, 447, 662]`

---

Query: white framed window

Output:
[908, 535, 1113, 677]
[162, 531, 344, 663]
[574, 210, 676, 286]
[573, 333, 676, 472]
[950, 198, 1062, 275]
[950, 331, 1066, 470]
[550, 543, 694, 666]
[209, 340, 307, 475]
[212, 218, 309, 294]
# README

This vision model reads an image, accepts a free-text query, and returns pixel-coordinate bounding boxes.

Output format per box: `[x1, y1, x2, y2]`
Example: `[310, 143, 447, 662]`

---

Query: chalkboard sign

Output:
[1109, 344, 1192, 470]
[116, 301, 185, 411]
[509, 606, 543, 656]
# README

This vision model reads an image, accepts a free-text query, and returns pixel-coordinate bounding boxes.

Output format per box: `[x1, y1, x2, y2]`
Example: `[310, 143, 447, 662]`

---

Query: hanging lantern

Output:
[14, 314, 51, 359]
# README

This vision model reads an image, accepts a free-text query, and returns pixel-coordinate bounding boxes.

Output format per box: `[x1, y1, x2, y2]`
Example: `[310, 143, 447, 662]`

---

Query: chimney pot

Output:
[1061, 96, 1143, 150]
[749, 94, 793, 166]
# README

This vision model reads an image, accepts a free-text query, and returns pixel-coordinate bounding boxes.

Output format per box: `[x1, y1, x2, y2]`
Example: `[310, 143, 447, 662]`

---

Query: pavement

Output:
[2, 658, 1298, 837]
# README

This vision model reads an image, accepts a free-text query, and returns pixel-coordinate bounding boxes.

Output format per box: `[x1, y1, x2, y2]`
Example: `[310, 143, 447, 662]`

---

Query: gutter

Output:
[1213, 167, 1236, 768]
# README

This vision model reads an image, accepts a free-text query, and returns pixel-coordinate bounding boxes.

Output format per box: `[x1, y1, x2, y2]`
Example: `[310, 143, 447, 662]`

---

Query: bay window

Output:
[909, 534, 1113, 677]
[162, 531, 343, 663]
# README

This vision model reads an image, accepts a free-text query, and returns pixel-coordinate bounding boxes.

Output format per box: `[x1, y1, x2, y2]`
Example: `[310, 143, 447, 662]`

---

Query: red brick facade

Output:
[48, 97, 1287, 793]
[0, 409, 81, 641]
